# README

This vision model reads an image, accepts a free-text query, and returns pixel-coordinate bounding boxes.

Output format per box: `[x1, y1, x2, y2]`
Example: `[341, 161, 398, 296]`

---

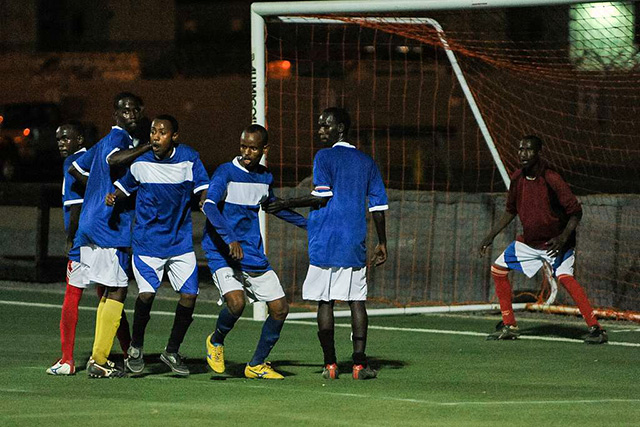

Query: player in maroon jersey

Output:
[479, 135, 607, 344]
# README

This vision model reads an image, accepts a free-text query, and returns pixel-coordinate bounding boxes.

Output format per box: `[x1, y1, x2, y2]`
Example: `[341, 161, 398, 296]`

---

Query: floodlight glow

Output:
[569, 2, 638, 71]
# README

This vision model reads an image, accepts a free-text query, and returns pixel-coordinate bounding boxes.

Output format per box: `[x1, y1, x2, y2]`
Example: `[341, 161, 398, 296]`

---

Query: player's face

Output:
[56, 125, 83, 158]
[518, 139, 540, 170]
[318, 112, 343, 145]
[240, 131, 267, 171]
[150, 119, 178, 159]
[114, 97, 143, 134]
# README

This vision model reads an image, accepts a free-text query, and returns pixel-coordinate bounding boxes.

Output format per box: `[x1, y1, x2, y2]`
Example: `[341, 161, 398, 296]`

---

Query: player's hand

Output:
[263, 198, 287, 214]
[229, 241, 244, 261]
[478, 237, 493, 257]
[198, 190, 208, 210]
[545, 235, 567, 258]
[371, 243, 387, 267]
[105, 193, 117, 206]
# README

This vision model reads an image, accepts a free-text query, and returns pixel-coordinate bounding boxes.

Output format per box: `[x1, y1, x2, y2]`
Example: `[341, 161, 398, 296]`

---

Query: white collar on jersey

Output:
[73, 147, 87, 155]
[154, 146, 176, 161]
[232, 156, 250, 173]
[332, 141, 355, 149]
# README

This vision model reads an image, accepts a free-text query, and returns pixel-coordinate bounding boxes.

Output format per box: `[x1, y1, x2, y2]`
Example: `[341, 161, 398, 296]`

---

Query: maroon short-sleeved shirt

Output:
[506, 163, 582, 249]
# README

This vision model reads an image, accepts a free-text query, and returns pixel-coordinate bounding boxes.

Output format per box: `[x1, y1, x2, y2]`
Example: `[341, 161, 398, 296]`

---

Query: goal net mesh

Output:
[262, 2, 640, 316]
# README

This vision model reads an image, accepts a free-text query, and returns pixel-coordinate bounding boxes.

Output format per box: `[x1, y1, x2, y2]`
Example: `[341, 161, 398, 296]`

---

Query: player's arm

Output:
[66, 203, 81, 254]
[107, 142, 152, 168]
[478, 211, 517, 256]
[105, 187, 128, 206]
[201, 171, 243, 260]
[544, 172, 583, 256]
[264, 188, 307, 229]
[263, 194, 328, 213]
[545, 214, 581, 257]
[106, 169, 138, 206]
[69, 145, 95, 186]
[371, 211, 387, 266]
[68, 167, 88, 186]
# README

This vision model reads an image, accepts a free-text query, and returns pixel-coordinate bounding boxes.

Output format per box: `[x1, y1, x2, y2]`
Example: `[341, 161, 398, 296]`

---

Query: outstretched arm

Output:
[478, 211, 517, 256]
[107, 143, 152, 168]
[271, 207, 308, 230]
[263, 194, 329, 214]
[371, 211, 387, 266]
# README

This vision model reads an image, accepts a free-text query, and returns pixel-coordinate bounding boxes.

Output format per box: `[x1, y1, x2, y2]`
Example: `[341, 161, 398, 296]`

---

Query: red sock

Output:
[491, 266, 517, 326]
[60, 284, 84, 363]
[558, 275, 599, 328]
[95, 285, 131, 355]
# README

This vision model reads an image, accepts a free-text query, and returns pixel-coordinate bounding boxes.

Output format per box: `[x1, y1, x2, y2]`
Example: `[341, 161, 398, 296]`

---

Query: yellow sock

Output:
[91, 299, 124, 365]
[93, 297, 107, 348]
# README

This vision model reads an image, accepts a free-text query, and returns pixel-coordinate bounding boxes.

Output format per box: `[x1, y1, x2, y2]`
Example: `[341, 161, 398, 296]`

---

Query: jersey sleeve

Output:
[311, 150, 333, 197]
[367, 162, 389, 212]
[545, 171, 582, 217]
[506, 178, 518, 215]
[72, 145, 96, 176]
[202, 166, 238, 244]
[192, 155, 210, 194]
[114, 168, 139, 197]
[63, 171, 84, 207]
[104, 131, 131, 164]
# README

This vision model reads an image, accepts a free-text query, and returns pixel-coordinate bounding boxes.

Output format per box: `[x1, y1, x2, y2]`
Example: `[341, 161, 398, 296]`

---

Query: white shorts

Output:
[495, 241, 575, 278]
[132, 252, 199, 295]
[80, 244, 130, 288]
[302, 265, 367, 302]
[67, 260, 90, 289]
[212, 267, 284, 303]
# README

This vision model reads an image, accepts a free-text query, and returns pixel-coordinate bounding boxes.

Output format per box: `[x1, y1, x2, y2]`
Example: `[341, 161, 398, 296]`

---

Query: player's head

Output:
[518, 134, 543, 171]
[56, 120, 85, 158]
[318, 107, 350, 145]
[113, 92, 144, 134]
[240, 124, 269, 171]
[150, 114, 179, 159]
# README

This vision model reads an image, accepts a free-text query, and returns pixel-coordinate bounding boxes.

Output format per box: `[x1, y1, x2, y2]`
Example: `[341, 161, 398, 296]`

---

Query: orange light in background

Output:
[23, 128, 30, 136]
[0, 115, 3, 124]
[267, 60, 292, 79]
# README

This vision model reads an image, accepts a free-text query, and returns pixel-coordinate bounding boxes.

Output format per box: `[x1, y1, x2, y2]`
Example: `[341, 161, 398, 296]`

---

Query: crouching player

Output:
[479, 135, 607, 343]
[202, 124, 307, 379]
[106, 115, 209, 376]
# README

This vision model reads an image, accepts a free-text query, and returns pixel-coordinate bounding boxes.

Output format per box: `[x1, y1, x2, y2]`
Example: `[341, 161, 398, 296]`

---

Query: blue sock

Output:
[249, 316, 285, 366]
[211, 307, 240, 345]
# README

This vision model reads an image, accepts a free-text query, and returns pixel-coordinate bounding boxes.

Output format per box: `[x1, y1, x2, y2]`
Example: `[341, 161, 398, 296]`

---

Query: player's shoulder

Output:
[175, 143, 200, 158]
[509, 168, 524, 182]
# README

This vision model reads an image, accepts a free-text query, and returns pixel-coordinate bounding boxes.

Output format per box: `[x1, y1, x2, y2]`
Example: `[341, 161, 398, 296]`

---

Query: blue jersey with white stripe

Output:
[62, 148, 87, 261]
[201, 157, 275, 273]
[115, 144, 209, 258]
[309, 142, 388, 268]
[73, 126, 135, 248]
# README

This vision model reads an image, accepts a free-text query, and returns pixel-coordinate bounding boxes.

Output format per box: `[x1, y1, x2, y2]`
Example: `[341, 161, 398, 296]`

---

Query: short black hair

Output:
[521, 135, 543, 150]
[154, 114, 179, 133]
[243, 124, 269, 146]
[60, 120, 85, 136]
[323, 107, 351, 134]
[113, 92, 143, 110]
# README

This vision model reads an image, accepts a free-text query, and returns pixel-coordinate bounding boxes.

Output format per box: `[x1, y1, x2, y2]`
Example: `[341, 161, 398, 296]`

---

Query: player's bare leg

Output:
[317, 300, 339, 379]
[349, 300, 376, 380]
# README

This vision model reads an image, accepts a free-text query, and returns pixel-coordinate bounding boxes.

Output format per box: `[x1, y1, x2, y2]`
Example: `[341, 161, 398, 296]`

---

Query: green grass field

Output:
[1, 283, 640, 426]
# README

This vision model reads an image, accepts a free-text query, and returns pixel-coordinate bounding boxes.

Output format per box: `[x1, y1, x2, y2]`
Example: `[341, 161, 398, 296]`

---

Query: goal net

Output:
[252, 0, 640, 319]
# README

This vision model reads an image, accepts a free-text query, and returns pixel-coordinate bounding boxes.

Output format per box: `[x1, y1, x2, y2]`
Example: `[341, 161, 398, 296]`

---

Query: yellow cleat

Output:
[206, 333, 225, 373]
[244, 362, 284, 380]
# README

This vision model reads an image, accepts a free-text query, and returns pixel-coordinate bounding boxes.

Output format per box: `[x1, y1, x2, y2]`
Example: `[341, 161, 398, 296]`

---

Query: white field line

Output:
[2, 299, 640, 348]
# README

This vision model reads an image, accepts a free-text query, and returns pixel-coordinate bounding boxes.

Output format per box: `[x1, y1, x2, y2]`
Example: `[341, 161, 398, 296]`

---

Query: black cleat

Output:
[87, 359, 127, 378]
[486, 324, 520, 340]
[160, 350, 189, 376]
[584, 326, 608, 344]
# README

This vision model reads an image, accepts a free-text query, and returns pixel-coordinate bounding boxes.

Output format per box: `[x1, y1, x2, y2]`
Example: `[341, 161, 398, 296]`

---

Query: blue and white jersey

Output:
[308, 142, 388, 268]
[202, 157, 307, 273]
[115, 144, 209, 258]
[62, 148, 87, 261]
[72, 126, 135, 248]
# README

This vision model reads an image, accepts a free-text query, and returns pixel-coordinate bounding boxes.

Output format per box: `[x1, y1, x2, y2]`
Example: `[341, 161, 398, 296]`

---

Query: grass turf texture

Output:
[1, 285, 640, 426]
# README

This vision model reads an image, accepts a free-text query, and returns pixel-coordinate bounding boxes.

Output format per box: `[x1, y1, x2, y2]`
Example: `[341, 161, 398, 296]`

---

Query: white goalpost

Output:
[250, 0, 609, 321]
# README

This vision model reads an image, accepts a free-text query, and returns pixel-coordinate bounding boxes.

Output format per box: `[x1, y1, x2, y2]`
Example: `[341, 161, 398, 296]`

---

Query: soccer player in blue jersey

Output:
[70, 92, 150, 378]
[265, 107, 388, 380]
[46, 121, 88, 375]
[106, 115, 209, 376]
[202, 124, 307, 380]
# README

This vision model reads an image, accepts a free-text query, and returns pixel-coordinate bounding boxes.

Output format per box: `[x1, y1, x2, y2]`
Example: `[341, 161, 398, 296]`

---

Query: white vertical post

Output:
[251, 8, 268, 321]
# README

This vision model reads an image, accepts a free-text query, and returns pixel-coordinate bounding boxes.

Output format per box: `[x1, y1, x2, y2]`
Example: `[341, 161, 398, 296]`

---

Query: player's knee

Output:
[108, 286, 127, 302]
[179, 293, 197, 308]
[138, 292, 155, 304]
[225, 293, 245, 316]
[269, 299, 289, 320]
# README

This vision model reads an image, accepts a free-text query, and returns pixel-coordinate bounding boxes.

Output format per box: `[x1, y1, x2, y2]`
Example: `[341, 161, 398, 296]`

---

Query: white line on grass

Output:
[3, 299, 640, 348]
